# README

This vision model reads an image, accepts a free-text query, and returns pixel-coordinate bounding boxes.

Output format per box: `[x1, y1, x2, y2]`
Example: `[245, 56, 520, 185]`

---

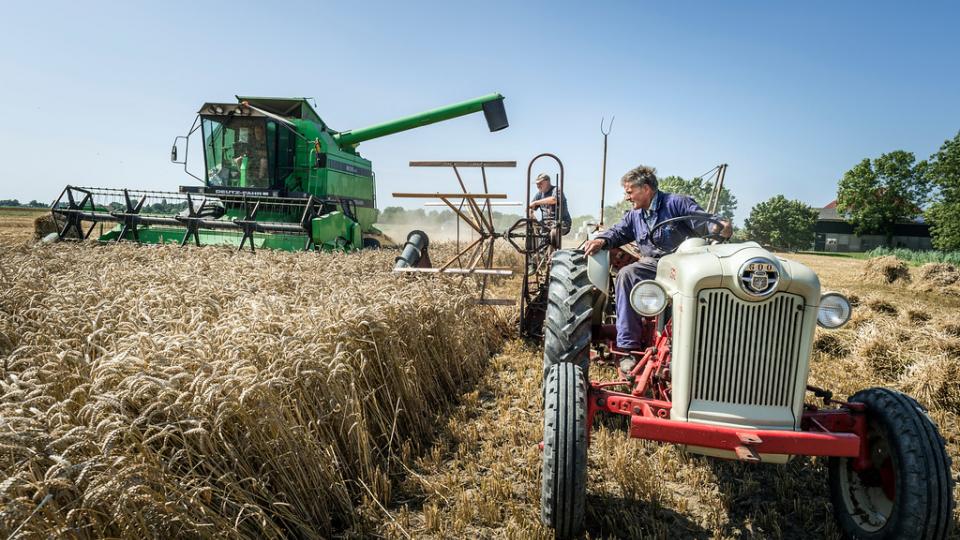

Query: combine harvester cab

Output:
[50, 93, 508, 252]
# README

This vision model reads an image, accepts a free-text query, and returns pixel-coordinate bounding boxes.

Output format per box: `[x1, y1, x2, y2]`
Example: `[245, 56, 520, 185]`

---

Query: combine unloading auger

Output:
[49, 93, 508, 252]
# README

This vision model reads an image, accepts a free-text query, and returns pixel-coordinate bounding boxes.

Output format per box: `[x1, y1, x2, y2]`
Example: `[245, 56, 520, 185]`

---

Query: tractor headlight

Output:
[817, 293, 851, 329]
[630, 280, 668, 317]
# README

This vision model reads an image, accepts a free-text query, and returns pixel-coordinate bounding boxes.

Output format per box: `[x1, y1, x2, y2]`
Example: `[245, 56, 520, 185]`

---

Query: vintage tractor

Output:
[539, 219, 955, 538]
[48, 93, 508, 251]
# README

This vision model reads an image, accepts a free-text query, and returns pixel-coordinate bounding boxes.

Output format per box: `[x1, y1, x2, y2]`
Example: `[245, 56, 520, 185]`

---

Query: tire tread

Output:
[543, 250, 594, 380]
[828, 387, 954, 539]
[541, 363, 587, 538]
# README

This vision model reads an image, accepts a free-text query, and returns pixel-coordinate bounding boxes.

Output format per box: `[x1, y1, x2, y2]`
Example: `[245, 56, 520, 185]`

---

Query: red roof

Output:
[824, 200, 838, 209]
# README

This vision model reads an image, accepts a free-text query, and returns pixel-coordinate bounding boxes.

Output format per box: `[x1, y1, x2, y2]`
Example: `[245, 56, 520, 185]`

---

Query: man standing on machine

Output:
[529, 173, 572, 245]
[583, 165, 732, 353]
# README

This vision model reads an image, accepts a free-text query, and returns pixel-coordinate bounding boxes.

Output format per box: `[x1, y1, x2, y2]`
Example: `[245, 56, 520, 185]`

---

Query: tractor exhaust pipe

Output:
[394, 230, 431, 269]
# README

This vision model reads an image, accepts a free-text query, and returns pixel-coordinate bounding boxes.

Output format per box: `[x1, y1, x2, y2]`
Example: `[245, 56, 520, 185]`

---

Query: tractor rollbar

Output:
[508, 153, 566, 339]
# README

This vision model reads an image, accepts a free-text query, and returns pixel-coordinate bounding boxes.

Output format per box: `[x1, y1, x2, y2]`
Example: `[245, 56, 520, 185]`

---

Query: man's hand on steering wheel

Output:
[649, 212, 731, 253]
[717, 219, 733, 240]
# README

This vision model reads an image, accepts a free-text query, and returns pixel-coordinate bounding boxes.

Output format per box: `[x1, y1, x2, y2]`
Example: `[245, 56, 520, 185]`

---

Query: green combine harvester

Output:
[51, 93, 508, 251]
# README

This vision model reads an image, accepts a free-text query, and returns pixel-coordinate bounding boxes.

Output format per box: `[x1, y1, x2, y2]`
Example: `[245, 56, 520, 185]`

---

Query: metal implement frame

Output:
[588, 388, 866, 461]
[511, 153, 565, 339]
[705, 163, 728, 215]
[598, 117, 614, 228]
[393, 161, 518, 306]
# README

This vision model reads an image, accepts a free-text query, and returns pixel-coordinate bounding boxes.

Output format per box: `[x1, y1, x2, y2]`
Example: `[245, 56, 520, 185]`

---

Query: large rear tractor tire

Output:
[543, 250, 594, 381]
[541, 362, 588, 538]
[828, 387, 954, 539]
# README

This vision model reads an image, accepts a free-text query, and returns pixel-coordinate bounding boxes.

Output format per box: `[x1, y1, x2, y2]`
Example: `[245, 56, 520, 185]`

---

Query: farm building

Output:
[814, 199, 933, 252]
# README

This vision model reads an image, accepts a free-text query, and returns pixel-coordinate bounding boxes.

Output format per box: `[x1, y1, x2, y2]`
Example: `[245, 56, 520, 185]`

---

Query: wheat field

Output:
[0, 241, 507, 538]
[1, 217, 958, 538]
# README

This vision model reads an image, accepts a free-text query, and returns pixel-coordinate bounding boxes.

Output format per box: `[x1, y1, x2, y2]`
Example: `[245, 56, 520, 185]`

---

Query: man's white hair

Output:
[621, 165, 658, 191]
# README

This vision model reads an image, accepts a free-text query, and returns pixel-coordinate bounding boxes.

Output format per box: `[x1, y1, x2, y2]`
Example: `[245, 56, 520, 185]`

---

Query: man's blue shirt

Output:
[532, 185, 572, 226]
[598, 191, 706, 258]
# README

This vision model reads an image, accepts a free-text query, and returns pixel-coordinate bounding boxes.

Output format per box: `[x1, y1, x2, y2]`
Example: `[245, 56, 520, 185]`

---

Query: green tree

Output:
[925, 131, 960, 250]
[658, 175, 738, 221]
[837, 151, 928, 247]
[743, 195, 818, 250]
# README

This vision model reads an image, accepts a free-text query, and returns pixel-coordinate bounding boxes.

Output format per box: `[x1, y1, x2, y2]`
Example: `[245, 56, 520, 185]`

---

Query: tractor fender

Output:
[586, 249, 610, 325]
[586, 250, 609, 296]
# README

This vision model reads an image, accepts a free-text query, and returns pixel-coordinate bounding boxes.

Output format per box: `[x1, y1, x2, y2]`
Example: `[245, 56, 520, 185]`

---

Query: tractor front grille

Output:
[690, 290, 805, 408]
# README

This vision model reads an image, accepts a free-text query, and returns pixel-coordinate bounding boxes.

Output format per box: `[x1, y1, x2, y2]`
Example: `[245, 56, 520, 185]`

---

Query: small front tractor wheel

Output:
[543, 249, 594, 381]
[828, 387, 954, 539]
[541, 362, 588, 538]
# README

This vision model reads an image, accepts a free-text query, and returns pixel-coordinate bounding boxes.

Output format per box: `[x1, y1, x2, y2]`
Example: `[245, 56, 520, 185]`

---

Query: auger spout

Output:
[333, 93, 507, 148]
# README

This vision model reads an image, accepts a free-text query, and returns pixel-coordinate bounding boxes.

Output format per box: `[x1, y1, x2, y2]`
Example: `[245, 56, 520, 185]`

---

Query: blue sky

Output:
[1, 1, 958, 224]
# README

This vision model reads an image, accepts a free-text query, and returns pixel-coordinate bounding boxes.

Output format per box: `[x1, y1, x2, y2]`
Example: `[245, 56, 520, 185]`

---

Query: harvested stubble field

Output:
[1, 215, 958, 539]
[364, 253, 960, 539]
[0, 208, 47, 245]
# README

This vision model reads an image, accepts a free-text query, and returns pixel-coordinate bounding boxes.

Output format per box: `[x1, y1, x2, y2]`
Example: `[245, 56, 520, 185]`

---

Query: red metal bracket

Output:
[586, 385, 866, 460]
[629, 415, 861, 458]
[734, 445, 761, 462]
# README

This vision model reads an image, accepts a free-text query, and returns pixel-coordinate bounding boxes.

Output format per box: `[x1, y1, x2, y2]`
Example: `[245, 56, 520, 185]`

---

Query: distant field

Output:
[0, 206, 47, 243]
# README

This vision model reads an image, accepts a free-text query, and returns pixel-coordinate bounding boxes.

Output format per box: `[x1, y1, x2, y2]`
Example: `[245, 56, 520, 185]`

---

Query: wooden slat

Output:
[392, 192, 507, 199]
[424, 201, 522, 207]
[393, 267, 514, 276]
[438, 197, 483, 234]
[409, 161, 517, 168]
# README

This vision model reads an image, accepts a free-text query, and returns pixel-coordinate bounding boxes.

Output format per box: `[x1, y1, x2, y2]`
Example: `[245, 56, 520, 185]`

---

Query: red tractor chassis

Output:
[587, 321, 873, 469]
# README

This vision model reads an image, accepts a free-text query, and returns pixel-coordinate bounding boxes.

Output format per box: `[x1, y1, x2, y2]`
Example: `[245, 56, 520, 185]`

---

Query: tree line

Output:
[728, 129, 960, 251]
[14, 128, 960, 252]
[836, 131, 960, 251]
[0, 199, 48, 208]
[377, 128, 960, 253]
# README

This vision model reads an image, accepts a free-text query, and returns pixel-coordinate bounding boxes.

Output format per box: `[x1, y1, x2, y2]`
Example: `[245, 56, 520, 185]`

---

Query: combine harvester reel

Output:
[391, 155, 568, 319]
[50, 185, 345, 251]
[393, 160, 520, 307]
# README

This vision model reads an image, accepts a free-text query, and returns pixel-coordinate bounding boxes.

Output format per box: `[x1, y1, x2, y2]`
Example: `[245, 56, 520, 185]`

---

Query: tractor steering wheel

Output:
[649, 212, 728, 254]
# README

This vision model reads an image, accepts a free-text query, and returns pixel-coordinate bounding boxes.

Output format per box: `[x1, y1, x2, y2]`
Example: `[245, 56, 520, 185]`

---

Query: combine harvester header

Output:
[50, 93, 508, 251]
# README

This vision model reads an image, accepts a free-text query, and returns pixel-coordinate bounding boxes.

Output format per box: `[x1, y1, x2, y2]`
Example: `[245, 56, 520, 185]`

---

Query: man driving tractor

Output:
[583, 165, 733, 353]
